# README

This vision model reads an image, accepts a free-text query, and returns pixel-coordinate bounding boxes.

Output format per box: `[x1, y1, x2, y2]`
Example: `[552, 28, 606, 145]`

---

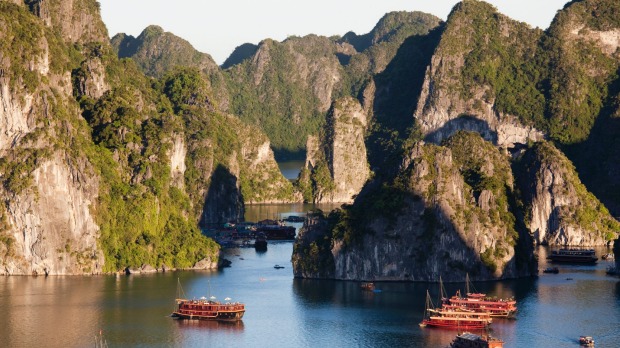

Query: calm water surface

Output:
[1, 204, 619, 347]
[277, 160, 305, 180]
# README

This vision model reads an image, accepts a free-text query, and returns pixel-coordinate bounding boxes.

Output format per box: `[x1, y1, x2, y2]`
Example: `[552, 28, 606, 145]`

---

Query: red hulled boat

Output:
[420, 290, 492, 330]
[444, 275, 517, 318]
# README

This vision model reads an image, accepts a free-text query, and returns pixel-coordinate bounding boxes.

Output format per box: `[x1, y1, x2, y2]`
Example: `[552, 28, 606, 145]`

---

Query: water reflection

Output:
[244, 203, 341, 223]
[0, 276, 103, 347]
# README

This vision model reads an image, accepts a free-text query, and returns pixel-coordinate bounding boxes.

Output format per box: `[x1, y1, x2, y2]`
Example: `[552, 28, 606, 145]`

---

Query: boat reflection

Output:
[173, 318, 245, 332]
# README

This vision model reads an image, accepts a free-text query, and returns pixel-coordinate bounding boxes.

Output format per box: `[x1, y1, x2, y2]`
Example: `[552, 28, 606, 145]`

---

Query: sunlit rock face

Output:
[1, 156, 102, 275]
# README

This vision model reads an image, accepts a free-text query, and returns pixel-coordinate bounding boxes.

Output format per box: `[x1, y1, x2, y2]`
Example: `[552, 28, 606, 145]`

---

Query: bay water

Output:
[1, 204, 619, 347]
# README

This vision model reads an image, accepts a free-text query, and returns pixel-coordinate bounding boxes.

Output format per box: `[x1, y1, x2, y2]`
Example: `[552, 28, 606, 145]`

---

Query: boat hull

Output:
[420, 318, 489, 330]
[171, 311, 245, 321]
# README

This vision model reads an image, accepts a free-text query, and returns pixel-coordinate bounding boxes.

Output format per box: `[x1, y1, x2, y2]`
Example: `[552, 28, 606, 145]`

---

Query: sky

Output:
[99, 0, 569, 65]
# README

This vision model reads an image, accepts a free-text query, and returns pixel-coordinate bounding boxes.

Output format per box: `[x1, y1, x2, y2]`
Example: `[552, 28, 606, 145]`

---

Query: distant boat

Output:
[283, 215, 305, 223]
[579, 335, 595, 347]
[601, 253, 614, 260]
[450, 331, 504, 348]
[274, 265, 285, 269]
[170, 280, 245, 322]
[444, 274, 517, 318]
[360, 282, 375, 291]
[256, 219, 296, 240]
[420, 290, 492, 329]
[543, 267, 559, 274]
[547, 248, 597, 264]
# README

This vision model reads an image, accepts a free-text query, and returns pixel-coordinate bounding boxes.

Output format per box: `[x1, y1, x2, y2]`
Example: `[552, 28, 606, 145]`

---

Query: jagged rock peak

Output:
[413, 0, 545, 148]
[340, 11, 442, 52]
[111, 25, 220, 79]
[25, 0, 108, 44]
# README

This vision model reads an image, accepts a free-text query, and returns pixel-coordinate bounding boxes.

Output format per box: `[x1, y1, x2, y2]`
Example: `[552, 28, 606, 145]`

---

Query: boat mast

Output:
[439, 276, 447, 303]
[466, 273, 470, 295]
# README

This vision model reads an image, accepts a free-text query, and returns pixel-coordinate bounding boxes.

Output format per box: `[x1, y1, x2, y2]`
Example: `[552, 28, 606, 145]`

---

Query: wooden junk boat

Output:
[450, 332, 504, 348]
[444, 275, 517, 318]
[419, 290, 492, 330]
[171, 281, 245, 322]
[172, 296, 245, 321]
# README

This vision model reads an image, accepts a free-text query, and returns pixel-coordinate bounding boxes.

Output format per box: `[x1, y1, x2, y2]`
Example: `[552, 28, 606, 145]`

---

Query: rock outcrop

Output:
[516, 141, 619, 246]
[413, 0, 545, 148]
[26, 0, 108, 44]
[294, 132, 536, 281]
[299, 97, 369, 203]
[1, 155, 102, 275]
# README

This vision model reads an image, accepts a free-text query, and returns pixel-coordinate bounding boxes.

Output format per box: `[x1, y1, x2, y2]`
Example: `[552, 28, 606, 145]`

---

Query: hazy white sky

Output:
[99, 0, 568, 65]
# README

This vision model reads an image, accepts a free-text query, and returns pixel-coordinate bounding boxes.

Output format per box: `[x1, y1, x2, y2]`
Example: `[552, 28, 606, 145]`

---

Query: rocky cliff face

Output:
[516, 141, 619, 246]
[1, 155, 102, 275]
[294, 132, 536, 281]
[299, 97, 369, 203]
[413, 0, 545, 148]
[0, 2, 105, 275]
[26, 0, 108, 44]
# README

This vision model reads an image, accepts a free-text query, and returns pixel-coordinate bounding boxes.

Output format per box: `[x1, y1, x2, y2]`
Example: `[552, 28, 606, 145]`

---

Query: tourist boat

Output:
[579, 335, 595, 346]
[450, 331, 504, 348]
[171, 280, 245, 322]
[547, 248, 597, 264]
[444, 275, 517, 318]
[361, 282, 375, 291]
[543, 267, 559, 274]
[172, 296, 245, 321]
[420, 290, 492, 329]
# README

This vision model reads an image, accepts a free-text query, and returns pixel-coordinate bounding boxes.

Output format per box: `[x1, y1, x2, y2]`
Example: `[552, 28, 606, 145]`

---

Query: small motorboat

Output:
[543, 267, 559, 274]
[601, 253, 614, 260]
[274, 265, 285, 269]
[579, 336, 594, 346]
[361, 282, 375, 291]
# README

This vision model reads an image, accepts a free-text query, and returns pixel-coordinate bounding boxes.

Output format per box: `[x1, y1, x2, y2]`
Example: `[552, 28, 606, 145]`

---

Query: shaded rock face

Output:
[200, 164, 243, 225]
[294, 134, 536, 281]
[516, 142, 617, 246]
[302, 97, 370, 203]
[1, 155, 102, 275]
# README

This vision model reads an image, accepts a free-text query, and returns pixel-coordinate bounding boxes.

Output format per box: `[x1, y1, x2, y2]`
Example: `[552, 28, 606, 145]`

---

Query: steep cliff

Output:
[0, 2, 105, 274]
[298, 97, 369, 203]
[543, 0, 620, 216]
[414, 0, 545, 148]
[25, 0, 108, 44]
[515, 141, 619, 246]
[294, 132, 535, 281]
[0, 0, 297, 274]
